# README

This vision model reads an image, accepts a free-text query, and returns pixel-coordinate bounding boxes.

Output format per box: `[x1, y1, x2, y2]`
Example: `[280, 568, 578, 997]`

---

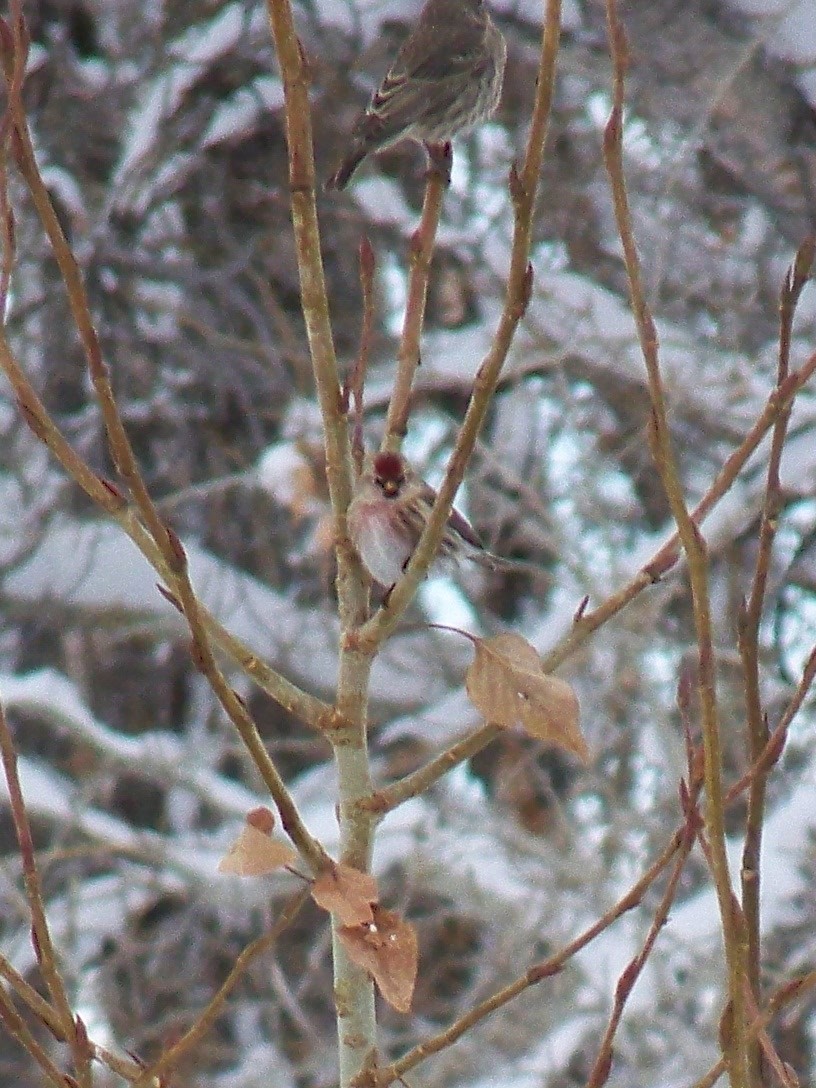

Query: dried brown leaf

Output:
[218, 822, 297, 876]
[247, 806, 276, 833]
[311, 863, 378, 925]
[466, 633, 587, 762]
[338, 905, 418, 1013]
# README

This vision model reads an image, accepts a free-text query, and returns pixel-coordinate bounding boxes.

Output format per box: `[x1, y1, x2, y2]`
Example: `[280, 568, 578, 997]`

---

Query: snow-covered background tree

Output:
[1, 0, 816, 1085]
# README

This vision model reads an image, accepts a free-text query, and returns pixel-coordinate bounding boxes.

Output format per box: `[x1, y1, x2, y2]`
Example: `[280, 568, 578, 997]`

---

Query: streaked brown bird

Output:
[325, 0, 506, 191]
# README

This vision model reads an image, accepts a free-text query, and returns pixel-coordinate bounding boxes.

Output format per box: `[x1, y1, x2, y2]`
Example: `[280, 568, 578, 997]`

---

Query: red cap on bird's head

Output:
[372, 451, 406, 488]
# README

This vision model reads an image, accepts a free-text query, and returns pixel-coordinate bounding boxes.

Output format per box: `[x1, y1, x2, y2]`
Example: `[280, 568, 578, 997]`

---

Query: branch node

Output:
[155, 583, 182, 612]
[98, 475, 127, 507]
[188, 639, 208, 673]
[164, 524, 188, 573]
[573, 594, 590, 622]
[517, 262, 534, 316]
[508, 161, 526, 206]
[527, 961, 562, 984]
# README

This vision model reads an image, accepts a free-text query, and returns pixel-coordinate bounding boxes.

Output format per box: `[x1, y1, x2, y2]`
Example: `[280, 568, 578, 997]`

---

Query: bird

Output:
[346, 450, 538, 588]
[325, 0, 506, 191]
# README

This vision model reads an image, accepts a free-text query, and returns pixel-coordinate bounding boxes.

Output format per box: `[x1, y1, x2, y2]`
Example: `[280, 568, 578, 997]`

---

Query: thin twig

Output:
[169, 536, 330, 873]
[586, 788, 702, 1087]
[0, 702, 139, 1084]
[725, 644, 816, 807]
[688, 971, 816, 1088]
[265, 4, 378, 1085]
[542, 349, 816, 675]
[264, 0, 361, 628]
[135, 887, 310, 1088]
[346, 236, 376, 470]
[603, 4, 748, 1079]
[0, 983, 70, 1088]
[0, 952, 141, 1082]
[366, 792, 695, 1088]
[354, 0, 564, 651]
[0, 699, 83, 1072]
[0, 98, 15, 316]
[359, 722, 502, 816]
[383, 173, 447, 449]
[741, 984, 798, 1088]
[738, 238, 814, 1081]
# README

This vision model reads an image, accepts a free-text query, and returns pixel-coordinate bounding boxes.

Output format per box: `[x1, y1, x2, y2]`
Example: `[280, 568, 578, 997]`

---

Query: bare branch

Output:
[383, 175, 447, 449]
[602, 4, 749, 1076]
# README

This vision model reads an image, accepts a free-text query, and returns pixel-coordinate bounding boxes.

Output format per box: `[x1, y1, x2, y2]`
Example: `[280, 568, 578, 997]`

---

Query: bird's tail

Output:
[471, 550, 552, 582]
[325, 145, 368, 191]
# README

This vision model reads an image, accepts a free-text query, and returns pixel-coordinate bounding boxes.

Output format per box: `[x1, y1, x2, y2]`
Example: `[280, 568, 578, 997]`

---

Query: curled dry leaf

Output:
[247, 806, 275, 833]
[338, 905, 418, 1013]
[218, 821, 297, 876]
[466, 633, 588, 762]
[311, 863, 378, 926]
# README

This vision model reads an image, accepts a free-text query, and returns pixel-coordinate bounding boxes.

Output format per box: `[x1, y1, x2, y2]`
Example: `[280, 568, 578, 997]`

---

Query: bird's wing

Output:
[369, 35, 486, 137]
[392, 21, 487, 85]
[447, 504, 485, 550]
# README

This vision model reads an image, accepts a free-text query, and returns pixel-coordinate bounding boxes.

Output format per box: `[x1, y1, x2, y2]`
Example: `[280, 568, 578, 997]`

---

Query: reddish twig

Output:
[134, 887, 310, 1088]
[263, 0, 361, 628]
[365, 788, 695, 1088]
[602, 3, 753, 1076]
[738, 240, 815, 1073]
[689, 971, 816, 1088]
[358, 722, 502, 815]
[0, 983, 70, 1088]
[0, 699, 87, 1081]
[0, 952, 140, 1082]
[345, 236, 376, 471]
[726, 644, 816, 807]
[542, 348, 816, 676]
[383, 174, 447, 449]
[163, 534, 330, 874]
[586, 780, 703, 1088]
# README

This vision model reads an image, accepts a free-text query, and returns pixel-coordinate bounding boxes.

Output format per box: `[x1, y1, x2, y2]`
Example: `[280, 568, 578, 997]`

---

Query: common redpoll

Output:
[347, 450, 510, 587]
[325, 0, 506, 191]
